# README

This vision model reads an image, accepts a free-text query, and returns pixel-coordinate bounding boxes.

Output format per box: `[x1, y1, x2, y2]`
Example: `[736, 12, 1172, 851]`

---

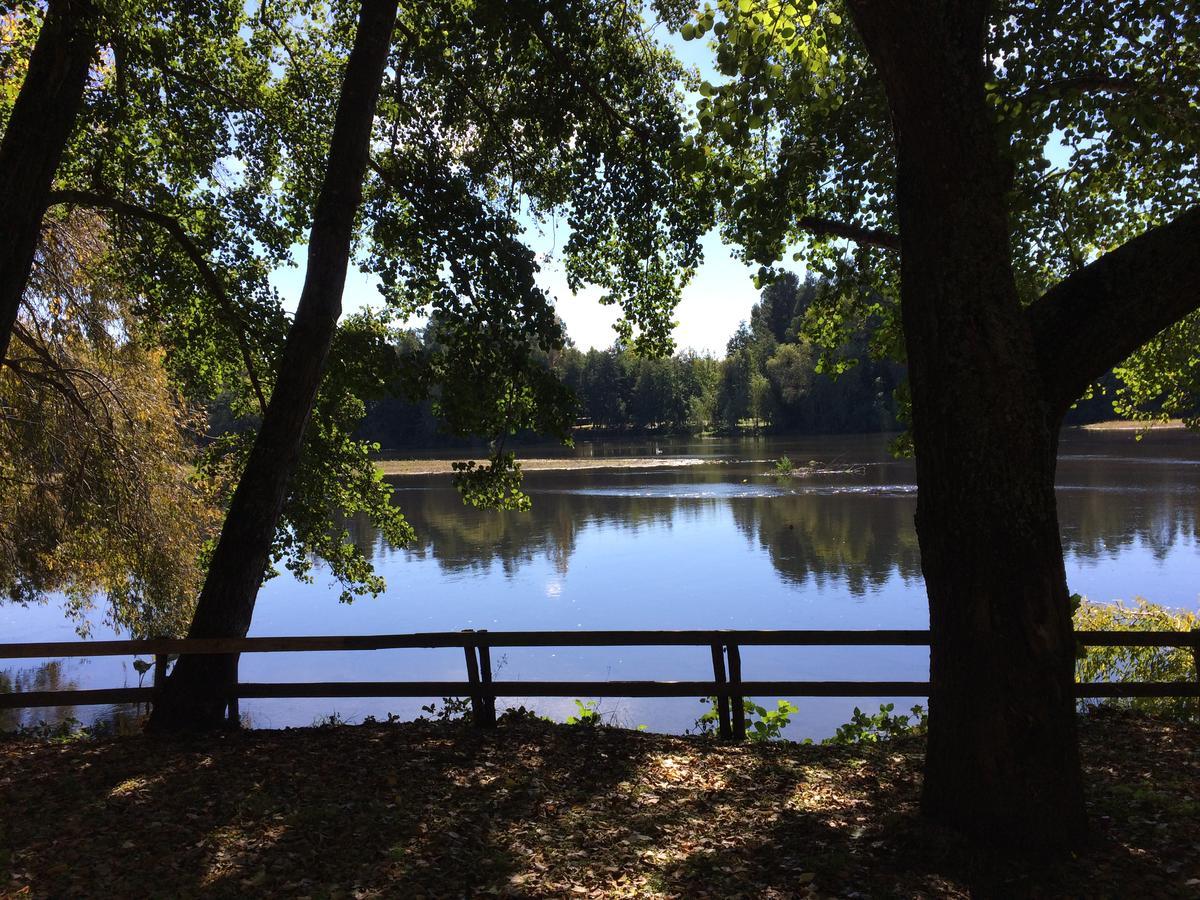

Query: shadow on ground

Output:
[1, 708, 1197, 897]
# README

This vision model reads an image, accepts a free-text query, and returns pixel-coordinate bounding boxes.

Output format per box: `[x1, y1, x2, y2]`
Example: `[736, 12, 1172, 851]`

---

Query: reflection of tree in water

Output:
[1056, 454, 1200, 562]
[342, 475, 922, 592]
[333, 446, 1199, 593]
[731, 492, 922, 595]
[1, 661, 147, 733]
[342, 486, 690, 578]
[0, 661, 79, 730]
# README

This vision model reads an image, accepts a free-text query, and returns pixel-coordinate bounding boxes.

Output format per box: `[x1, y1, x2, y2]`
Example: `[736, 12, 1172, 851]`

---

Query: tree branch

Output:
[798, 215, 900, 252]
[1028, 206, 1200, 414]
[1019, 74, 1145, 102]
[46, 189, 269, 414]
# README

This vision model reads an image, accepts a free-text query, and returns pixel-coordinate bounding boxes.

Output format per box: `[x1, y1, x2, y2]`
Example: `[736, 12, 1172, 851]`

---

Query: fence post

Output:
[1192, 625, 1199, 723]
[727, 643, 746, 741]
[710, 643, 731, 739]
[462, 629, 484, 726]
[226, 653, 240, 728]
[476, 630, 497, 728]
[152, 654, 167, 695]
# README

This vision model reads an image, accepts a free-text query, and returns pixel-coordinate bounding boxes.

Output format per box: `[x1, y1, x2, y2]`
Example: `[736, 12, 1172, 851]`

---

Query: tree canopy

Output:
[1, 0, 713, 616]
[678, 0, 1198, 419]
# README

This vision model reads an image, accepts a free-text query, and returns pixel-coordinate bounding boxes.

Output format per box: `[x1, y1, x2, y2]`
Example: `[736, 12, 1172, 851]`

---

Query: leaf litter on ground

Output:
[0, 707, 1197, 898]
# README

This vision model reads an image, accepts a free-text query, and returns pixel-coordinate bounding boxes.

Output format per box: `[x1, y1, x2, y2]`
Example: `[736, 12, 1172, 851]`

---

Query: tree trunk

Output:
[847, 2, 1087, 847]
[0, 0, 96, 364]
[146, 0, 399, 732]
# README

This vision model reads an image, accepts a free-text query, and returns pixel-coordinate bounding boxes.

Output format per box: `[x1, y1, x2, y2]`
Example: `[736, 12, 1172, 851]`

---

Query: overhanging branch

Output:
[798, 216, 900, 252]
[1019, 74, 1144, 102]
[1028, 206, 1200, 414]
[46, 189, 269, 414]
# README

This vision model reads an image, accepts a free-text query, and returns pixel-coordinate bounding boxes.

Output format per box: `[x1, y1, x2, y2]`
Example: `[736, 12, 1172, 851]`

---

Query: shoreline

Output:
[376, 456, 711, 476]
[1076, 419, 1188, 432]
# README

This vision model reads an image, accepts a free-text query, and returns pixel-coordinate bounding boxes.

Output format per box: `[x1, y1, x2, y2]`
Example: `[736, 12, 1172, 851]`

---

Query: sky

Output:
[270, 21, 773, 358]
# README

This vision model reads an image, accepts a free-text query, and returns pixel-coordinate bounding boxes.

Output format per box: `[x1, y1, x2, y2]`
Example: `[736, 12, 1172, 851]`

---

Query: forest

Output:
[357, 267, 1150, 450]
[356, 271, 905, 448]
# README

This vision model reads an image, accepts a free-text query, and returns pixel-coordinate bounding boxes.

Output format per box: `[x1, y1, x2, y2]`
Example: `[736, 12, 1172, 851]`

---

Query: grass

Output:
[1, 709, 1198, 897]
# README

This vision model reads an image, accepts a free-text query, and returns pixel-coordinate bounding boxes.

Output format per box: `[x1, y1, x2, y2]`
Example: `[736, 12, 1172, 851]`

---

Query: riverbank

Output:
[1078, 418, 1188, 432]
[376, 456, 710, 476]
[2, 709, 1196, 897]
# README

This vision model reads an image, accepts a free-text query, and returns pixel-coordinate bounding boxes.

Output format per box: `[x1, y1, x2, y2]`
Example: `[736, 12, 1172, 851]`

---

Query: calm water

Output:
[4, 430, 1199, 738]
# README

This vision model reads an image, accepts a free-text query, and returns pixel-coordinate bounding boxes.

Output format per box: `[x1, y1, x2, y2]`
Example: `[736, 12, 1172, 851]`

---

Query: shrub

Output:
[823, 703, 927, 745]
[692, 697, 798, 741]
[1074, 596, 1198, 720]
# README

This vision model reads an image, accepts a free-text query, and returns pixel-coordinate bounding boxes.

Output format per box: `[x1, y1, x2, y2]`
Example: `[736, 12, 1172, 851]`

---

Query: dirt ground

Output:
[2, 709, 1197, 898]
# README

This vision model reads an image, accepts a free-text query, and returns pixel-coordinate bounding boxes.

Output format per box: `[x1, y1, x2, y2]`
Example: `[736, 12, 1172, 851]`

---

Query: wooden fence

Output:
[1, 628, 1197, 739]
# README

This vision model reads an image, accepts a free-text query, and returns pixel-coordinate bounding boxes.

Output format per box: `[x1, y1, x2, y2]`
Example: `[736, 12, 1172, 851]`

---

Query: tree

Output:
[1, 208, 220, 637]
[1, 1, 413, 610]
[145, 0, 706, 727]
[0, 0, 97, 363]
[147, 0, 401, 730]
[681, 0, 1199, 846]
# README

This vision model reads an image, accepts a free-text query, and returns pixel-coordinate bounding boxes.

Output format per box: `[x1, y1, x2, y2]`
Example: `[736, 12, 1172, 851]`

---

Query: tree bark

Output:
[146, 0, 399, 732]
[0, 0, 97, 364]
[847, 1, 1086, 847]
[1028, 206, 1200, 414]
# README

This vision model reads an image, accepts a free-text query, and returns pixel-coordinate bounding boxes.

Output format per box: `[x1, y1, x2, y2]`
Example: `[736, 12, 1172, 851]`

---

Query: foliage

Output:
[0, 211, 222, 636]
[693, 697, 798, 741]
[564, 699, 603, 727]
[774, 455, 793, 474]
[360, 272, 906, 447]
[677, 0, 1199, 423]
[823, 704, 928, 746]
[692, 696, 926, 744]
[418, 696, 474, 725]
[2, 0, 717, 605]
[1074, 597, 1199, 720]
[311, 712, 349, 729]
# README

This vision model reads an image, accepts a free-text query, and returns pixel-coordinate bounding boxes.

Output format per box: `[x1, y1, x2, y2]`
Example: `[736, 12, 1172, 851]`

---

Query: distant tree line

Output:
[358, 273, 910, 448]
[356, 268, 1180, 450]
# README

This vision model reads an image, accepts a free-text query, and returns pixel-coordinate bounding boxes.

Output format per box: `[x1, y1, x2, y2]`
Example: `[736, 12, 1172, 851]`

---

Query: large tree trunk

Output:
[848, 2, 1086, 847]
[146, 0, 399, 732]
[0, 0, 96, 364]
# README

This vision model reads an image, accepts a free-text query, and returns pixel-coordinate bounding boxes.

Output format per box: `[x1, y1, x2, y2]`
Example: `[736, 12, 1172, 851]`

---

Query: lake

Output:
[3, 429, 1198, 739]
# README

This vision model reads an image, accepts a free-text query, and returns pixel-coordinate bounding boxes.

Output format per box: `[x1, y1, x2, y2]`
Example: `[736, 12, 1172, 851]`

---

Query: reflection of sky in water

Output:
[3, 431, 1199, 738]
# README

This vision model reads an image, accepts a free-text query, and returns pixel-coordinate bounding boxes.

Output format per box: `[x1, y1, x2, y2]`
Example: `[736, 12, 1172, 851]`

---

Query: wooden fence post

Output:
[462, 630, 484, 726]
[476, 630, 497, 728]
[226, 653, 241, 727]
[727, 643, 746, 740]
[710, 643, 731, 739]
[1191, 625, 1199, 723]
[152, 654, 167, 695]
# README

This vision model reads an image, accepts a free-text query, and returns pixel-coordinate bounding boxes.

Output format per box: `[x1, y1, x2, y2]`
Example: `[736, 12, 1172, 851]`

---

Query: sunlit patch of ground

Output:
[1, 709, 1197, 897]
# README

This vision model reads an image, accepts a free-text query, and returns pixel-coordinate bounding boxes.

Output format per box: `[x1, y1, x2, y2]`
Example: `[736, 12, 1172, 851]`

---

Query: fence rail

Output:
[2, 628, 1197, 739]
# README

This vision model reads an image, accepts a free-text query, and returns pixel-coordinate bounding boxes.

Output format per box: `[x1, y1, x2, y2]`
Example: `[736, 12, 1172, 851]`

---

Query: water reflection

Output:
[338, 431, 1199, 603]
[0, 661, 80, 730]
[730, 490, 922, 595]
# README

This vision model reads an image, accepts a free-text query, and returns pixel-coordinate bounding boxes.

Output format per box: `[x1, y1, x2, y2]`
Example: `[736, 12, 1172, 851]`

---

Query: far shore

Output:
[1077, 419, 1188, 432]
[376, 456, 710, 476]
